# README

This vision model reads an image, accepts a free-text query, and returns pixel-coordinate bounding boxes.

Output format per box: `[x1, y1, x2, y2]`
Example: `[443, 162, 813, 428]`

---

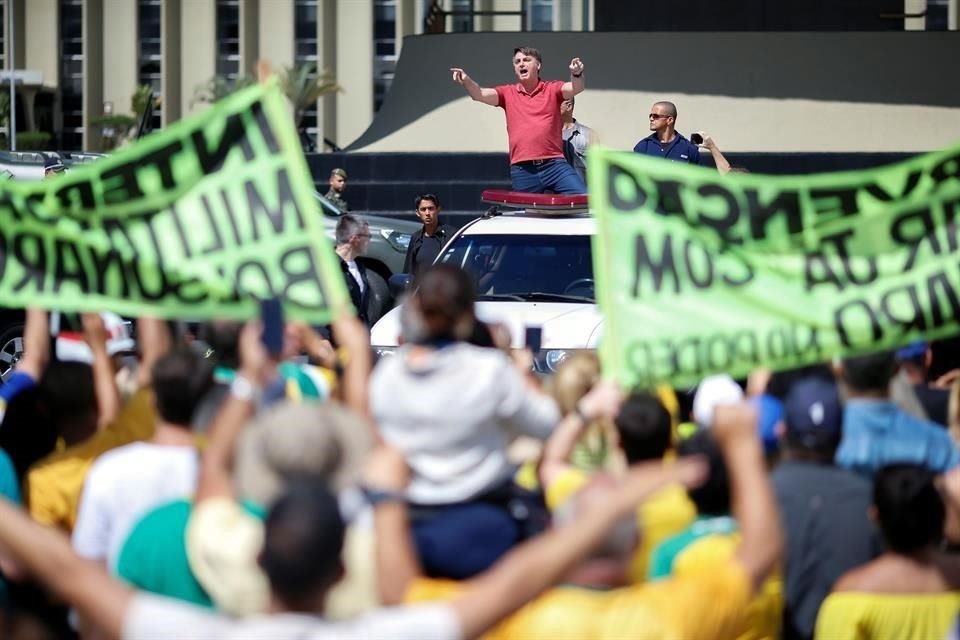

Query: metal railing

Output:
[424, 0, 527, 33]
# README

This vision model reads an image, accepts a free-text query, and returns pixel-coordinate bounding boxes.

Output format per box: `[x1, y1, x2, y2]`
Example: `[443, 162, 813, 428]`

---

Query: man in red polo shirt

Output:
[451, 47, 587, 195]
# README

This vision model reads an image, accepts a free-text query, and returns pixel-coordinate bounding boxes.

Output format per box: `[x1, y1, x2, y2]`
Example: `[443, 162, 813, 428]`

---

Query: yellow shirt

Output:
[25, 389, 155, 532]
[815, 591, 960, 640]
[671, 534, 783, 640]
[406, 553, 751, 640]
[546, 467, 697, 582]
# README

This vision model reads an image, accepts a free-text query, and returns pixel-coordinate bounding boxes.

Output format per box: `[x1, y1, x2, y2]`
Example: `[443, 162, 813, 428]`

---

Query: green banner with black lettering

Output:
[588, 144, 960, 389]
[0, 81, 349, 323]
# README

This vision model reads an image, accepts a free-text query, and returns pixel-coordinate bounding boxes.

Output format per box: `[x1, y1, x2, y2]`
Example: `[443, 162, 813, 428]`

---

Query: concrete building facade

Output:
[0, 0, 589, 151]
[1, 0, 953, 152]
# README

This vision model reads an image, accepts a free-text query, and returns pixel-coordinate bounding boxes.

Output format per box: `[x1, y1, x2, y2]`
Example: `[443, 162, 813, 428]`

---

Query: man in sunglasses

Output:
[633, 102, 702, 165]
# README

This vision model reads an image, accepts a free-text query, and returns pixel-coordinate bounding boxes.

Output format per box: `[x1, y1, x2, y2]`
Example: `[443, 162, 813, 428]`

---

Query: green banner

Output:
[588, 144, 960, 389]
[0, 81, 349, 323]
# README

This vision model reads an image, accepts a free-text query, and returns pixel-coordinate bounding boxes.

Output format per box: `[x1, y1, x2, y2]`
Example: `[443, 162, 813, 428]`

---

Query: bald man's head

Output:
[653, 101, 678, 119]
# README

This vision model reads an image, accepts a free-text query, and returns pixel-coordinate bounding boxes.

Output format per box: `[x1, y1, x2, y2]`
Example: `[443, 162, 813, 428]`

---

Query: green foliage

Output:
[278, 63, 341, 126]
[16, 131, 52, 150]
[190, 75, 257, 108]
[131, 84, 161, 120]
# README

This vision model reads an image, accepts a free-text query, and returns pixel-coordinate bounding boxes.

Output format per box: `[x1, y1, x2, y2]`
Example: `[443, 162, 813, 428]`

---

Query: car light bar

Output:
[481, 190, 589, 214]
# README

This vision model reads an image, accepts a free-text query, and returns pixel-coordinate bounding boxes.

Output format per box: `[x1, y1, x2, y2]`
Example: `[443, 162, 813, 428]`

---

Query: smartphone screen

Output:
[260, 297, 285, 357]
[524, 326, 542, 354]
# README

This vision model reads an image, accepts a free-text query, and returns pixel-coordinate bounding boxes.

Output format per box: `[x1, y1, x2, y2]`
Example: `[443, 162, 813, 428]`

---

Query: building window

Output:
[216, 0, 241, 81]
[0, 1, 6, 72]
[294, 0, 318, 147]
[373, 0, 397, 112]
[451, 0, 473, 33]
[60, 0, 84, 149]
[528, 0, 553, 31]
[138, 0, 162, 131]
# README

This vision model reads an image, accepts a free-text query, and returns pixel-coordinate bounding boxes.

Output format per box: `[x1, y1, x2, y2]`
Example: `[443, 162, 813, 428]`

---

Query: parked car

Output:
[370, 191, 600, 374]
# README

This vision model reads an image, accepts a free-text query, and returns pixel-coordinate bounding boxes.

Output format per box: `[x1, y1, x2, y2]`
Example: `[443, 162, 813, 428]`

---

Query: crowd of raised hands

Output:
[0, 262, 958, 640]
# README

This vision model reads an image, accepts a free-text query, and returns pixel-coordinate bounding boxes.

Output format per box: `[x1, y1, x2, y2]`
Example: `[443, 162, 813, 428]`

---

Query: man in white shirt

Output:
[72, 347, 214, 569]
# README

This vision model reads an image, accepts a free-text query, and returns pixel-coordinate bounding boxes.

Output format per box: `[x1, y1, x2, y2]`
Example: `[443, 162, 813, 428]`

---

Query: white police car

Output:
[370, 191, 601, 374]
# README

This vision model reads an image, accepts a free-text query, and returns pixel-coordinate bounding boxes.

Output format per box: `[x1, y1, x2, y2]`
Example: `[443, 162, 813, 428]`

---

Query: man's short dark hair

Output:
[614, 392, 672, 463]
[513, 46, 542, 64]
[415, 194, 441, 210]
[40, 361, 97, 428]
[259, 477, 346, 603]
[654, 101, 678, 118]
[843, 350, 898, 393]
[151, 347, 214, 426]
[335, 214, 367, 246]
[678, 430, 730, 516]
[874, 464, 944, 554]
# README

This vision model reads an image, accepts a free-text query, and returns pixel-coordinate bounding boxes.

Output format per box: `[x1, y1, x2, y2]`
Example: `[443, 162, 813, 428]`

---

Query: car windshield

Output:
[440, 233, 594, 301]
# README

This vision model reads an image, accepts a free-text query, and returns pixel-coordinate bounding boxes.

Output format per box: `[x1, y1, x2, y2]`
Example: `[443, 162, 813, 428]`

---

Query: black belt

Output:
[514, 158, 553, 167]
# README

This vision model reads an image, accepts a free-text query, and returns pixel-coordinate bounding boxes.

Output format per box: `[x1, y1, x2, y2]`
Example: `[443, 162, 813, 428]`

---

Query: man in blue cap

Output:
[772, 377, 879, 640]
[43, 157, 66, 180]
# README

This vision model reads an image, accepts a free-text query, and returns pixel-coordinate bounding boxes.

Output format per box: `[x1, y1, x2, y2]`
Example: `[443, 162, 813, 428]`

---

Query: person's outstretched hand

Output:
[450, 67, 470, 84]
[569, 58, 585, 75]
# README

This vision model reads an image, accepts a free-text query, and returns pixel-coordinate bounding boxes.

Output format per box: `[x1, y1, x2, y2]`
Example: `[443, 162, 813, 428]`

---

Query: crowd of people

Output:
[0, 44, 957, 640]
[0, 262, 958, 639]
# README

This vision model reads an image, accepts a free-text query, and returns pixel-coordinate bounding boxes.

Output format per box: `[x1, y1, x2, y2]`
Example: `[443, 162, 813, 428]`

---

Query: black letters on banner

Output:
[632, 234, 679, 297]
[52, 238, 91, 294]
[834, 298, 883, 348]
[55, 180, 97, 212]
[695, 184, 741, 245]
[743, 189, 803, 241]
[652, 179, 685, 218]
[607, 163, 648, 212]
[193, 110, 252, 175]
[931, 150, 960, 191]
[810, 187, 860, 219]
[245, 169, 302, 241]
[890, 205, 939, 272]
[136, 140, 185, 191]
[279, 245, 326, 310]
[12, 232, 47, 293]
[101, 162, 146, 205]
[926, 270, 960, 328]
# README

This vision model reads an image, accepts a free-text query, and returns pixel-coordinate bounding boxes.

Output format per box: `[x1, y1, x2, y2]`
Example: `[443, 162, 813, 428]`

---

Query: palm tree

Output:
[278, 63, 341, 147]
[190, 75, 257, 108]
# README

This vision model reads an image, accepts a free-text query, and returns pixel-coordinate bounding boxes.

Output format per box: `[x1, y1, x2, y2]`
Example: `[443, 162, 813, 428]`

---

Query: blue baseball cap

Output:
[43, 157, 65, 173]
[784, 378, 842, 449]
[895, 341, 928, 361]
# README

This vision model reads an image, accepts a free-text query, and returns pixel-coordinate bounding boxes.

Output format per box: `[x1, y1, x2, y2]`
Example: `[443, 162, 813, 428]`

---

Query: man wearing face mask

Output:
[403, 194, 454, 276]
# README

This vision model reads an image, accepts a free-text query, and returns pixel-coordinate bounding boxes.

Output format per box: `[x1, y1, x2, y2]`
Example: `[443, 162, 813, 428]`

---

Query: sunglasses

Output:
[649, 113, 671, 120]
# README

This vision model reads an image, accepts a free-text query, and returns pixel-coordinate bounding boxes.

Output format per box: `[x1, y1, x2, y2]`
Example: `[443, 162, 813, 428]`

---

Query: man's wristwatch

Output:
[360, 485, 406, 507]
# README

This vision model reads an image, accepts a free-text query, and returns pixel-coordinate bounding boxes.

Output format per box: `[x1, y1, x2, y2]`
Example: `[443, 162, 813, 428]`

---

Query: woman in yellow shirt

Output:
[816, 464, 960, 640]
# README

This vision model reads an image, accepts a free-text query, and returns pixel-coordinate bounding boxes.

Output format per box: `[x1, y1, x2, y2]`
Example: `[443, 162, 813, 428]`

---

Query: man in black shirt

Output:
[772, 377, 879, 640]
[403, 194, 454, 275]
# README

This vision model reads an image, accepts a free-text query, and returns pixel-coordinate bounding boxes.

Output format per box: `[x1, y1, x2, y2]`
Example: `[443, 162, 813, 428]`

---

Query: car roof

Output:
[460, 214, 595, 236]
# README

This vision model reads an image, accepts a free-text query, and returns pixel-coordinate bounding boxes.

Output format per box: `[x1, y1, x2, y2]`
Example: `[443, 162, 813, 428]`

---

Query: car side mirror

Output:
[388, 273, 413, 298]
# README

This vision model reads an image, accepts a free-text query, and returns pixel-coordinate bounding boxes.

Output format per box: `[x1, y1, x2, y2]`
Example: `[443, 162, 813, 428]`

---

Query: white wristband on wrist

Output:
[230, 374, 260, 402]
